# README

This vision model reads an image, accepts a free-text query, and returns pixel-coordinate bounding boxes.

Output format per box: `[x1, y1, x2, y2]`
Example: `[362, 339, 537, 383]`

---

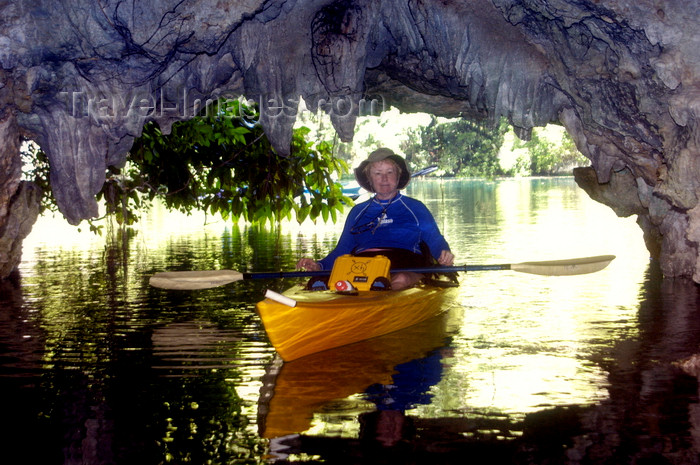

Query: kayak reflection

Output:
[258, 311, 456, 439]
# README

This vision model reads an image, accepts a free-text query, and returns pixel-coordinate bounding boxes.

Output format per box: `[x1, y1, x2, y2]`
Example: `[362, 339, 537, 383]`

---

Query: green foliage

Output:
[20, 141, 53, 212]
[398, 115, 590, 178]
[294, 109, 355, 176]
[559, 131, 590, 169]
[21, 99, 352, 231]
[514, 128, 589, 175]
[398, 127, 422, 167]
[401, 116, 509, 177]
[523, 131, 559, 175]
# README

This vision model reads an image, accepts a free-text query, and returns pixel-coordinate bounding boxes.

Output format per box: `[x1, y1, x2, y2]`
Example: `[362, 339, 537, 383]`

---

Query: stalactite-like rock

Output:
[0, 114, 21, 231]
[0, 182, 42, 277]
[0, 0, 698, 280]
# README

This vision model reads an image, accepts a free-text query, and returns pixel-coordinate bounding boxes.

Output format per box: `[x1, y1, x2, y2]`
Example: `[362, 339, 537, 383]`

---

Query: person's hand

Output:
[297, 258, 321, 271]
[437, 250, 454, 266]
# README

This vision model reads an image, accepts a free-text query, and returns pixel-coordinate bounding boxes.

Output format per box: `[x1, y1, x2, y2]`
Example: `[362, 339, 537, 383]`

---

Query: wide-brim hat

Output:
[354, 148, 411, 192]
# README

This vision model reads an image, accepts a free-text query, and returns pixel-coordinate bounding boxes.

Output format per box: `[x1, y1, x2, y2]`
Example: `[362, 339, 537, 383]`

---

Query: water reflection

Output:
[258, 311, 457, 440]
[4, 178, 700, 463]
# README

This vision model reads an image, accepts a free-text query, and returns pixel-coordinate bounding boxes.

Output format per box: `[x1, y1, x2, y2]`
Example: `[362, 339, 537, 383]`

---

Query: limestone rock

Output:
[0, 182, 42, 277]
[0, 0, 698, 280]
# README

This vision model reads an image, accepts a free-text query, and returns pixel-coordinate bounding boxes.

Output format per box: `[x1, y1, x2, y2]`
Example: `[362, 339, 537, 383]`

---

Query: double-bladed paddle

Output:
[149, 255, 615, 290]
[411, 165, 438, 177]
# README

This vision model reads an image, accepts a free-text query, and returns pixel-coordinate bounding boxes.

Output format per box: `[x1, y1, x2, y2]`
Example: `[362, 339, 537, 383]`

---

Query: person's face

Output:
[369, 160, 400, 199]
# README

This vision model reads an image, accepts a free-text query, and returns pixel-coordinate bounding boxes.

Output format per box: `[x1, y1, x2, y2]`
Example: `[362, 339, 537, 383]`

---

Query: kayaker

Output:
[296, 147, 454, 290]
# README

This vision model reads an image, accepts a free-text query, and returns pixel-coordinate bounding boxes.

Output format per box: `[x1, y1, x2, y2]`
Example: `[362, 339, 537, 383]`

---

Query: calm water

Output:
[2, 177, 700, 464]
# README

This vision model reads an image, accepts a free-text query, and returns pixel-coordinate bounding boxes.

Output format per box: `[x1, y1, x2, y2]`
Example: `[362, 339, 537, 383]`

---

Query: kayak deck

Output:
[256, 283, 456, 361]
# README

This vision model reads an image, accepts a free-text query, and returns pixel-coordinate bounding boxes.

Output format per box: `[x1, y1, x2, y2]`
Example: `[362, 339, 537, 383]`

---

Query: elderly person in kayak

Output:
[296, 148, 454, 290]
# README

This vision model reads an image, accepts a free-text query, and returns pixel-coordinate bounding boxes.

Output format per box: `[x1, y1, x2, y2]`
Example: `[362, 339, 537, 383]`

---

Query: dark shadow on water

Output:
[0, 236, 272, 464]
[0, 274, 61, 464]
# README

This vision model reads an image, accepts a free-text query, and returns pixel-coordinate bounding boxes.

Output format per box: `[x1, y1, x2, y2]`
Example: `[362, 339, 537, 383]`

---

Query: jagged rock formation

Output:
[0, 0, 698, 280]
[0, 182, 41, 278]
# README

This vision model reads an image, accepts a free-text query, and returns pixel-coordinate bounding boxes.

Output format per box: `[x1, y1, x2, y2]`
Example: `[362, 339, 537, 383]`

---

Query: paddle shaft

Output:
[241, 264, 508, 280]
[411, 165, 438, 177]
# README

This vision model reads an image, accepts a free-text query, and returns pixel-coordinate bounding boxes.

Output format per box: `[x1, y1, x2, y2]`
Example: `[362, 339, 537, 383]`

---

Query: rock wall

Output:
[0, 0, 698, 279]
[0, 181, 41, 278]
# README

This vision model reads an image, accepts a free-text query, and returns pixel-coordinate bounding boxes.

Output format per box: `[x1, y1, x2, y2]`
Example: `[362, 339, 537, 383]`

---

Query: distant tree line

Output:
[397, 116, 588, 178]
[511, 127, 589, 176]
[400, 116, 509, 178]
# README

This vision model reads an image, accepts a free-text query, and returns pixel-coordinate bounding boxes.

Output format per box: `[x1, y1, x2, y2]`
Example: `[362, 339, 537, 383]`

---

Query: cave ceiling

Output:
[0, 0, 699, 279]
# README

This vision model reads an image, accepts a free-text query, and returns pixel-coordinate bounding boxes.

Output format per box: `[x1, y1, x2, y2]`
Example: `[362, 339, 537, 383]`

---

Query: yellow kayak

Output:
[256, 283, 457, 362]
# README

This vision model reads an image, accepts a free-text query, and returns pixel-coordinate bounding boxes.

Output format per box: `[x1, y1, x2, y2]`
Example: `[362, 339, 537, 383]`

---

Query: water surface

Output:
[3, 177, 700, 464]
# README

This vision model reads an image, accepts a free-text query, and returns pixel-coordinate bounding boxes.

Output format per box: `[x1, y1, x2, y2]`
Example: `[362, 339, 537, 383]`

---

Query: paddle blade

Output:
[149, 270, 244, 290]
[510, 255, 616, 276]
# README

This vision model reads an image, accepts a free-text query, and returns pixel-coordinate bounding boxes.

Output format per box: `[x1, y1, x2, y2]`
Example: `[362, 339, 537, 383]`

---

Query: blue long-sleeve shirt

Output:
[318, 193, 450, 270]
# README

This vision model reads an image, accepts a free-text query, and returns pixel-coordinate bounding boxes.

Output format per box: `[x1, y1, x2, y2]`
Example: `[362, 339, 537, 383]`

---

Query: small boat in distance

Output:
[338, 180, 363, 199]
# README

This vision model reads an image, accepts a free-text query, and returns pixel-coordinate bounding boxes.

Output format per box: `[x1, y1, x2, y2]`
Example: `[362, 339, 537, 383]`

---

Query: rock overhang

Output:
[0, 0, 698, 280]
